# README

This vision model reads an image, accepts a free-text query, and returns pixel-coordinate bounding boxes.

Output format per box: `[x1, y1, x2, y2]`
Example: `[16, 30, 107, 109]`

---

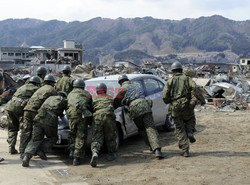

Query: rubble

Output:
[203, 74, 250, 111]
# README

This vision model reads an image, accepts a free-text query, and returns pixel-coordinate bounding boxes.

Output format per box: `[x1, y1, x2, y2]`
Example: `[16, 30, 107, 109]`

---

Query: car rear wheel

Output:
[162, 114, 174, 132]
[103, 123, 122, 152]
[114, 123, 122, 151]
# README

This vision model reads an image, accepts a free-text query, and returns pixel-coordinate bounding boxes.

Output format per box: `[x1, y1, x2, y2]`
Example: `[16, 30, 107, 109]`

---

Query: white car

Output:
[57, 74, 173, 147]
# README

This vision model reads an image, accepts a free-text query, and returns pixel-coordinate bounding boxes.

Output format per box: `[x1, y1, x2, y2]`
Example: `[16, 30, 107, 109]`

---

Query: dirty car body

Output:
[57, 74, 172, 146]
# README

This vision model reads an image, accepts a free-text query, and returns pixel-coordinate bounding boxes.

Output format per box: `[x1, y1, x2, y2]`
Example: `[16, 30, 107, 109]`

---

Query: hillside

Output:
[0, 15, 250, 64]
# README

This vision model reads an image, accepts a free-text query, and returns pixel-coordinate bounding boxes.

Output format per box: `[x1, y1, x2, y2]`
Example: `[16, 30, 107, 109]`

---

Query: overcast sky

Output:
[0, 0, 249, 22]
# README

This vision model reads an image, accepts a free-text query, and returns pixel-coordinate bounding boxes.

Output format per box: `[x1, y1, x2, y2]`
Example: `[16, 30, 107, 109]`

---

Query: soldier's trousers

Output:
[25, 123, 57, 156]
[91, 114, 117, 154]
[173, 115, 196, 152]
[6, 111, 20, 148]
[133, 112, 161, 151]
[19, 111, 36, 153]
[68, 117, 88, 158]
[187, 109, 196, 133]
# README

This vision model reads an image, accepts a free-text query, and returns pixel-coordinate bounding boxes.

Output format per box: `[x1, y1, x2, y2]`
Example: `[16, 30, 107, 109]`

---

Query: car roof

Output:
[86, 73, 165, 83]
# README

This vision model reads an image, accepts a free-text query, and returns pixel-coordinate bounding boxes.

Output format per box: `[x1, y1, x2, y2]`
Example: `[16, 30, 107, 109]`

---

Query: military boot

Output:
[22, 154, 31, 167]
[9, 147, 18, 154]
[106, 153, 117, 161]
[187, 132, 196, 143]
[90, 152, 98, 167]
[37, 150, 47, 160]
[182, 150, 190, 157]
[155, 148, 164, 159]
[20, 152, 24, 159]
[73, 157, 82, 166]
[69, 150, 74, 159]
[0, 157, 4, 162]
[149, 146, 153, 153]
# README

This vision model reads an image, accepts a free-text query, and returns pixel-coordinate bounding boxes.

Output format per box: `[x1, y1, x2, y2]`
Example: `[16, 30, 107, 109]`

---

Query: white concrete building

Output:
[63, 40, 75, 49]
[0, 47, 34, 69]
[0, 40, 83, 70]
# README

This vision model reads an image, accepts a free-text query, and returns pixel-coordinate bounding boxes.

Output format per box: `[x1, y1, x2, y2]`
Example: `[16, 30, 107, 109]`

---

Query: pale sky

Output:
[0, 0, 250, 22]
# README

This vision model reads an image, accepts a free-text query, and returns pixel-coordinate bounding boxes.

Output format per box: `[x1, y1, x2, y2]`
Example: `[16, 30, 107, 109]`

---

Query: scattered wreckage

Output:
[198, 74, 250, 112]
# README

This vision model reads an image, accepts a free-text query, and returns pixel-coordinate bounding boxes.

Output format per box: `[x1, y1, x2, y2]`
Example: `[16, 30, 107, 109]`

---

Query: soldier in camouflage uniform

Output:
[22, 92, 68, 167]
[0, 73, 10, 104]
[1, 73, 9, 160]
[67, 79, 92, 166]
[25, 66, 47, 85]
[114, 74, 164, 159]
[19, 74, 57, 158]
[163, 62, 205, 157]
[5, 76, 41, 154]
[90, 83, 117, 167]
[36, 66, 47, 84]
[56, 65, 74, 94]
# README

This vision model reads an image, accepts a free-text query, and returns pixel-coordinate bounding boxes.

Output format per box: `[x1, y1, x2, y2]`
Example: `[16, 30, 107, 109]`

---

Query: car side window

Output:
[132, 80, 145, 95]
[144, 78, 161, 95]
[158, 80, 164, 90]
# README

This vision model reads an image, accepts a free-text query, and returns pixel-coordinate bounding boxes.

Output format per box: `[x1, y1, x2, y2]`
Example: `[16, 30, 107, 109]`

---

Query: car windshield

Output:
[85, 80, 121, 98]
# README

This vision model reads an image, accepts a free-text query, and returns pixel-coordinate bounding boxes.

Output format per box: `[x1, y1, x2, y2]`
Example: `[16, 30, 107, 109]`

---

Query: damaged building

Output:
[0, 40, 84, 72]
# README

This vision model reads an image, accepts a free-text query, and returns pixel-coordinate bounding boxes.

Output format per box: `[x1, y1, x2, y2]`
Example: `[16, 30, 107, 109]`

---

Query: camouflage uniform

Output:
[5, 83, 39, 149]
[20, 84, 57, 153]
[56, 75, 74, 95]
[163, 72, 205, 152]
[114, 81, 161, 151]
[24, 95, 67, 156]
[67, 88, 92, 158]
[91, 94, 117, 154]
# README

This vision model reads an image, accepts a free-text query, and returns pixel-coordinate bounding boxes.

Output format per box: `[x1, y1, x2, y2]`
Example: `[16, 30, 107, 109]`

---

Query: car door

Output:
[143, 77, 167, 126]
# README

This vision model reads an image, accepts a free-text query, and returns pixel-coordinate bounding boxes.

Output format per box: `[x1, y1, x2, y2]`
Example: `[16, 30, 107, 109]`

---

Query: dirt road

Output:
[1, 109, 250, 185]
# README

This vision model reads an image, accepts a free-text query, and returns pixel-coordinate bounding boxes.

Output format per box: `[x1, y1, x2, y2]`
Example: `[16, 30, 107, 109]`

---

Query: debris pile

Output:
[203, 74, 250, 111]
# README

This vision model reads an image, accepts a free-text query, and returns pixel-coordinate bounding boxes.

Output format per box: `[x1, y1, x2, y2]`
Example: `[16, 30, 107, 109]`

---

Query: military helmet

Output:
[29, 76, 41, 85]
[118, 74, 129, 85]
[36, 66, 47, 75]
[62, 65, 71, 72]
[44, 74, 56, 83]
[96, 83, 107, 94]
[58, 91, 67, 98]
[171, 62, 183, 71]
[73, 79, 85, 88]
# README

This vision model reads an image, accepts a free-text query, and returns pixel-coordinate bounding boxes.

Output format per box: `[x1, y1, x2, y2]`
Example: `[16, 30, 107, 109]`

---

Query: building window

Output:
[8, 53, 14, 56]
[241, 59, 245, 63]
[2, 53, 7, 56]
[15, 53, 21, 56]
[248, 60, 250, 65]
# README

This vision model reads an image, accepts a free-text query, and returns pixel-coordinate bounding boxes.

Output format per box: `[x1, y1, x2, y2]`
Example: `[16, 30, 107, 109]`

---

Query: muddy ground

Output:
[1, 108, 250, 185]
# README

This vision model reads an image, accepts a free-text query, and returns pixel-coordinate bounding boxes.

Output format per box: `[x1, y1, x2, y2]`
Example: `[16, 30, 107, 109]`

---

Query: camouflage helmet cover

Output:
[96, 83, 107, 94]
[36, 66, 47, 75]
[29, 76, 41, 84]
[73, 79, 85, 88]
[171, 61, 183, 71]
[44, 74, 56, 83]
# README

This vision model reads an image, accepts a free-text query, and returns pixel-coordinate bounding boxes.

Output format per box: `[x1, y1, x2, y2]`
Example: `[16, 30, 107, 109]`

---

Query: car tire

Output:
[162, 114, 174, 132]
[102, 123, 122, 152]
[114, 124, 122, 151]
